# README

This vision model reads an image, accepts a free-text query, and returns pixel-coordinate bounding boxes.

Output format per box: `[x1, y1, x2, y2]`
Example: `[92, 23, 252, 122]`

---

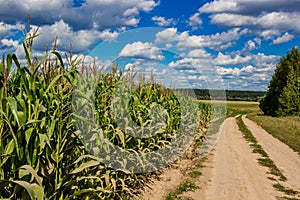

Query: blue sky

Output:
[1, 0, 300, 91]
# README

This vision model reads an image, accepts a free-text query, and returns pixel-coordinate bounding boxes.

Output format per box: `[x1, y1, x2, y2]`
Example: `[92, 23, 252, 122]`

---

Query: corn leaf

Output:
[70, 160, 101, 174]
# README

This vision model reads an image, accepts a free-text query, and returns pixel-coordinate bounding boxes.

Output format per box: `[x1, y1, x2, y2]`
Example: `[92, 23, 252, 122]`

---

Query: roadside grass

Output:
[188, 170, 202, 178]
[236, 116, 300, 197]
[164, 180, 199, 200]
[273, 183, 299, 196]
[247, 114, 300, 155]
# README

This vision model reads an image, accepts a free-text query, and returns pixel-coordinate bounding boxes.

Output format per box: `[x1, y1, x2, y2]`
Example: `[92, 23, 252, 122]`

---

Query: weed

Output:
[189, 170, 202, 178]
[273, 183, 299, 196]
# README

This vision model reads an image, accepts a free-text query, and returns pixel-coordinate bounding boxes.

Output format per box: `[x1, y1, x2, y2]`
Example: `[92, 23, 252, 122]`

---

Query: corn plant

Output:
[0, 23, 213, 199]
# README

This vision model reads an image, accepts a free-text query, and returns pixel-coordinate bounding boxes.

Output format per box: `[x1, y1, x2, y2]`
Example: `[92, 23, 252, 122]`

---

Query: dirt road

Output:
[242, 115, 300, 193]
[204, 117, 280, 200]
[139, 116, 300, 200]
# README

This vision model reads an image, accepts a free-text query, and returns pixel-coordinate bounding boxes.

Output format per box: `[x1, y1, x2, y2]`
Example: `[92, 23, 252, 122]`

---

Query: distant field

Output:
[193, 89, 265, 101]
[200, 100, 259, 105]
[199, 100, 260, 117]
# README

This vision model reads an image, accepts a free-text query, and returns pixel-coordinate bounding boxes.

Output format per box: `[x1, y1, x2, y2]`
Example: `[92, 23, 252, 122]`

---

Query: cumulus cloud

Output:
[209, 12, 300, 33]
[199, 0, 300, 15]
[199, 0, 238, 13]
[199, 0, 300, 34]
[217, 66, 240, 76]
[155, 28, 178, 44]
[0, 22, 22, 39]
[168, 57, 213, 71]
[166, 50, 280, 90]
[188, 13, 202, 30]
[214, 52, 252, 65]
[187, 49, 211, 58]
[244, 40, 256, 51]
[260, 29, 280, 40]
[272, 32, 294, 45]
[152, 16, 176, 27]
[31, 20, 118, 53]
[155, 28, 243, 51]
[119, 41, 164, 60]
[210, 13, 255, 27]
[0, 0, 158, 30]
[1, 38, 19, 48]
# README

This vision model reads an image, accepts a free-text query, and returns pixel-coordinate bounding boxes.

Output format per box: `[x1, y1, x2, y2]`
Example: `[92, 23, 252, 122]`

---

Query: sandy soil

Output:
[242, 115, 300, 193]
[137, 167, 185, 200]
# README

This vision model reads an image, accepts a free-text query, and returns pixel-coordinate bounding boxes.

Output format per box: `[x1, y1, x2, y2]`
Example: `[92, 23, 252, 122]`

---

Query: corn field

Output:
[0, 29, 214, 199]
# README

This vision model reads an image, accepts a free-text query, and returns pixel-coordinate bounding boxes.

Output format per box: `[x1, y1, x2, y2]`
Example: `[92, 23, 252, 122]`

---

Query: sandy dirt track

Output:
[242, 115, 300, 192]
[139, 116, 300, 200]
[204, 117, 279, 200]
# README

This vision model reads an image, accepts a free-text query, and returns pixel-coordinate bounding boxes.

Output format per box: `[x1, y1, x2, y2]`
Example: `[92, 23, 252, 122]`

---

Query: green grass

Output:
[194, 162, 205, 169]
[273, 183, 299, 196]
[164, 180, 199, 200]
[247, 114, 300, 155]
[188, 170, 202, 178]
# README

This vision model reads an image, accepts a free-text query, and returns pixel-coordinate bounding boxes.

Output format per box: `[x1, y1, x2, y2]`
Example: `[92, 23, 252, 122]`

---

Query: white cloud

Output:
[166, 51, 280, 90]
[188, 75, 198, 80]
[253, 38, 261, 46]
[257, 12, 300, 33]
[188, 13, 202, 30]
[178, 28, 241, 50]
[261, 30, 280, 40]
[209, 12, 300, 33]
[199, 0, 238, 13]
[272, 32, 294, 45]
[214, 52, 252, 65]
[199, 1, 300, 34]
[217, 66, 240, 76]
[244, 40, 256, 51]
[32, 20, 118, 53]
[0, 22, 22, 39]
[124, 63, 136, 71]
[187, 49, 211, 58]
[152, 16, 176, 27]
[241, 65, 254, 73]
[123, 7, 139, 17]
[155, 28, 178, 44]
[199, 0, 300, 15]
[252, 53, 279, 67]
[168, 57, 214, 72]
[0, 0, 158, 30]
[1, 39, 19, 48]
[156, 28, 243, 51]
[210, 13, 255, 27]
[119, 41, 164, 60]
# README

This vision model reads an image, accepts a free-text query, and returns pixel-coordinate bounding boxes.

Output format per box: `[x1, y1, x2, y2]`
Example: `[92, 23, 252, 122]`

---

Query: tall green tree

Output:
[259, 47, 300, 116]
[277, 64, 300, 116]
